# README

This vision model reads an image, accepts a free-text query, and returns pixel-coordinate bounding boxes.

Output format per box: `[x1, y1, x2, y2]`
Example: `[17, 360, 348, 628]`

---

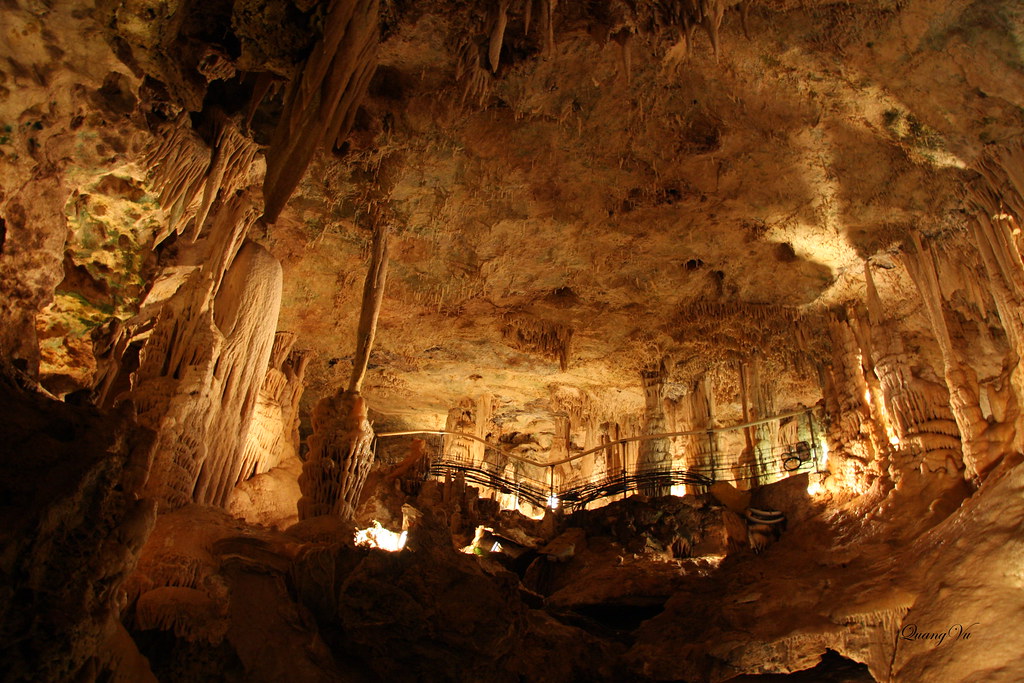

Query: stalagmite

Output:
[298, 390, 375, 520]
[298, 226, 389, 521]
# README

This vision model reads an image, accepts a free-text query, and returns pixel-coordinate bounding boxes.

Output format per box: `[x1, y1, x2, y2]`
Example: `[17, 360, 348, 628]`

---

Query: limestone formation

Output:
[299, 224, 389, 521]
[637, 363, 671, 494]
[4, 0, 1024, 681]
[133, 235, 283, 510]
[298, 390, 375, 520]
[262, 0, 380, 222]
[226, 332, 309, 528]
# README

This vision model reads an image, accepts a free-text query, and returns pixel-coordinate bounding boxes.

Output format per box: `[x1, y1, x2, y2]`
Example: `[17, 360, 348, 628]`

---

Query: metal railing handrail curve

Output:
[376, 407, 814, 468]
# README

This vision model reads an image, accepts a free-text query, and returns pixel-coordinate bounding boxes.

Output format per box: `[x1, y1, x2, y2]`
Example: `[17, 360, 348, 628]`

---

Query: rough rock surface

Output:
[0, 380, 157, 682]
[2, 0, 1024, 681]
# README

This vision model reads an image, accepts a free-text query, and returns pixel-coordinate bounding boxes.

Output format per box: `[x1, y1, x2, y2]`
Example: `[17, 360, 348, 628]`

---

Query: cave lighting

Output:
[806, 478, 824, 496]
[353, 521, 408, 552]
[462, 525, 489, 554]
[889, 434, 901, 447]
[670, 484, 688, 497]
[547, 494, 559, 509]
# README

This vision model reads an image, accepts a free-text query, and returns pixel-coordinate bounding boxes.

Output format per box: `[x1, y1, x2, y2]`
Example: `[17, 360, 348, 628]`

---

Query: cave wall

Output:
[2, 0, 1024, 680]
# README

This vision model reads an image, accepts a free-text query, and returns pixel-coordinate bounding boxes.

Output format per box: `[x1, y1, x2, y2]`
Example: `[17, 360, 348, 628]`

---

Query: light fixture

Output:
[353, 521, 408, 552]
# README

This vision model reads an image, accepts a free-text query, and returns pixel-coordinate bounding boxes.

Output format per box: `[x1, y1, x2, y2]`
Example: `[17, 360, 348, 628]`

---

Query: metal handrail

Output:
[376, 408, 814, 468]
[378, 408, 822, 510]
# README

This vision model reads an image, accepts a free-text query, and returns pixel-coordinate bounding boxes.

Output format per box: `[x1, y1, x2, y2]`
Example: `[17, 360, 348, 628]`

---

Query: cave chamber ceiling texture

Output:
[1, 0, 1024, 681]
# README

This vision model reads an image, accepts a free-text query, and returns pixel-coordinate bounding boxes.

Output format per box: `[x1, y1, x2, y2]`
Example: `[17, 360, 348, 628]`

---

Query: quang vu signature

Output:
[900, 622, 979, 646]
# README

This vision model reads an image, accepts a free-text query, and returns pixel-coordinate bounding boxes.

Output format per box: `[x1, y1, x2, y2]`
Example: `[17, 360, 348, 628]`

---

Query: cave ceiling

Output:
[16, 0, 1024, 433]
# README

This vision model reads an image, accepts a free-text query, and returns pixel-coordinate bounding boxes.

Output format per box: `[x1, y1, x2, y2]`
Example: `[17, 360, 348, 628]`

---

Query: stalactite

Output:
[901, 236, 990, 478]
[349, 226, 390, 393]
[669, 301, 823, 379]
[263, 0, 380, 222]
[968, 174, 1024, 454]
[541, 0, 559, 54]
[500, 314, 573, 371]
[489, 0, 510, 73]
[861, 266, 962, 479]
[652, 0, 748, 59]
[612, 29, 634, 83]
[146, 113, 259, 244]
[455, 37, 494, 109]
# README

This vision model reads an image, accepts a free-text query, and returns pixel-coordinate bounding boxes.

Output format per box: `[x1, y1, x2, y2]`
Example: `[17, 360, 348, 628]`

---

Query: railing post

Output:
[707, 430, 716, 484]
[807, 409, 819, 472]
[548, 465, 555, 508]
[621, 458, 627, 500]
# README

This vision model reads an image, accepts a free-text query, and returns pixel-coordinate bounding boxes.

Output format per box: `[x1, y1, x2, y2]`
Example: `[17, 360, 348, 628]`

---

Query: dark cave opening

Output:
[724, 649, 875, 682]
[571, 599, 668, 633]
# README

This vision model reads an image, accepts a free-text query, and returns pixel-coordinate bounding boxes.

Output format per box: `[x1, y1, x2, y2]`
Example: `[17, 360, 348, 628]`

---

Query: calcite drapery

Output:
[135, 234, 283, 509]
[861, 266, 963, 479]
[901, 236, 991, 479]
[237, 331, 310, 480]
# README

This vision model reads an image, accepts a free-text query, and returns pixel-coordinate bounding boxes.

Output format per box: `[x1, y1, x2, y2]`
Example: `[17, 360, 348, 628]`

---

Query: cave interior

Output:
[2, 0, 1024, 681]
